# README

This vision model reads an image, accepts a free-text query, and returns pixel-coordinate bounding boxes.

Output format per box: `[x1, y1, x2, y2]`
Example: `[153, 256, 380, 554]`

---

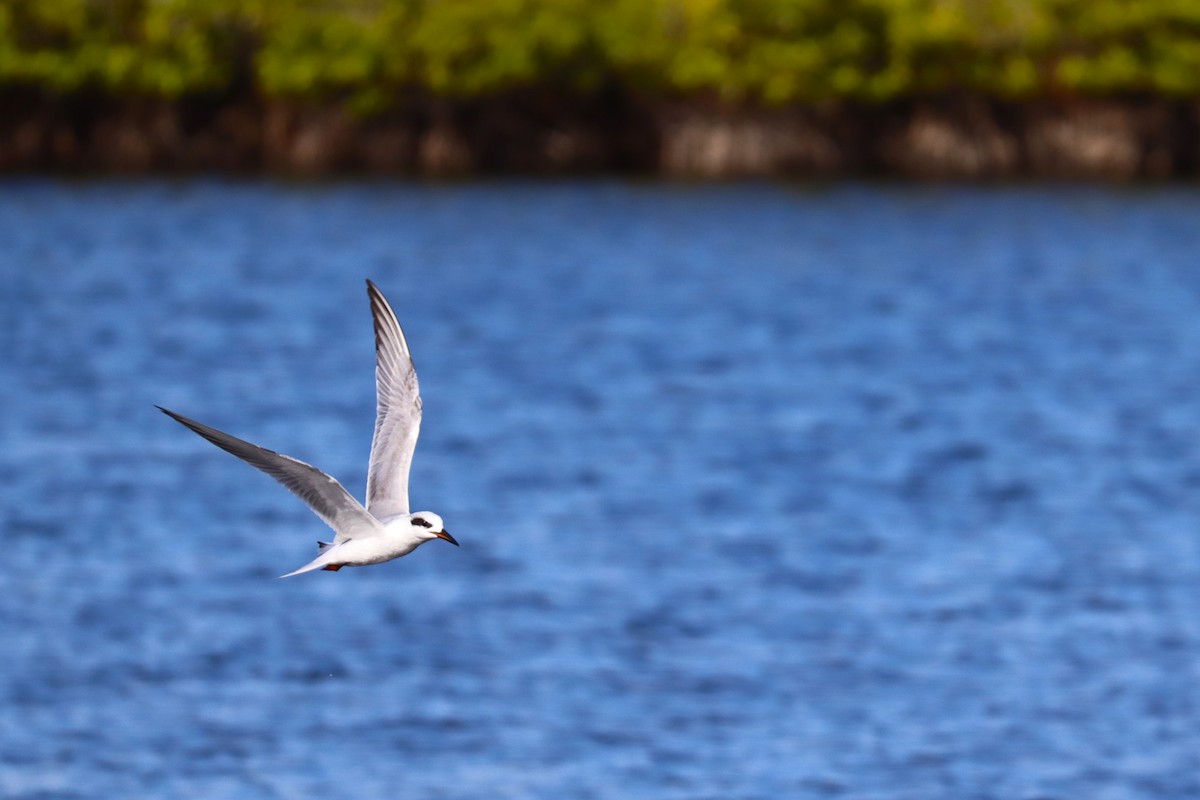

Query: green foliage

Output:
[0, 0, 246, 94]
[1, 0, 1199, 103]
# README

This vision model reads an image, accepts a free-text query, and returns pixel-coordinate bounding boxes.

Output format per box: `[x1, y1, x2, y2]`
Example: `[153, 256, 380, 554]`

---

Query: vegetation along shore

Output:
[3, 0, 1199, 178]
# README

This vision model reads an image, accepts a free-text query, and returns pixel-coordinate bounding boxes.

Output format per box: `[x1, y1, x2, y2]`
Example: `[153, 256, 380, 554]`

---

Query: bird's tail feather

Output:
[277, 544, 341, 579]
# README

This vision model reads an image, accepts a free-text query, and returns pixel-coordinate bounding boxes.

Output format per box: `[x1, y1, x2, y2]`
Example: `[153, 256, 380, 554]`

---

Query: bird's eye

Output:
[412, 517, 432, 528]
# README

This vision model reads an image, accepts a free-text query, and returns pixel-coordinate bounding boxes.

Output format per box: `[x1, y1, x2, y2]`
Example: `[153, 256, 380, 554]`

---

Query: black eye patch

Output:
[411, 517, 432, 528]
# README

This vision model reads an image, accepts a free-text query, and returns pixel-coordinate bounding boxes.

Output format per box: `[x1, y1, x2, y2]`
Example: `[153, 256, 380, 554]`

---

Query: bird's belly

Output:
[336, 536, 419, 566]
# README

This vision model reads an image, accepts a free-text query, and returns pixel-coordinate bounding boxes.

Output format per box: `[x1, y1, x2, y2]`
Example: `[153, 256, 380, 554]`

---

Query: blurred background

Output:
[2, 0, 1200, 178]
[3, 3, 1200, 800]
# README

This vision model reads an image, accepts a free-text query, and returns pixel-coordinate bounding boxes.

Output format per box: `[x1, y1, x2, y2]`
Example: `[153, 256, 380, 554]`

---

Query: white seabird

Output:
[159, 279, 458, 578]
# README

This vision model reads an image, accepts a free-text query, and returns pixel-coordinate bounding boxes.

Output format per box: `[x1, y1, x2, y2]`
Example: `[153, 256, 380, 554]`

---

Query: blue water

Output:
[3, 181, 1200, 799]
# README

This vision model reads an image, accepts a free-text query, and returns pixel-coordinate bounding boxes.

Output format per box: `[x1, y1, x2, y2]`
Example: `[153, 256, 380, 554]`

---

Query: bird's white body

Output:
[278, 511, 450, 577]
[339, 519, 426, 564]
[160, 280, 457, 577]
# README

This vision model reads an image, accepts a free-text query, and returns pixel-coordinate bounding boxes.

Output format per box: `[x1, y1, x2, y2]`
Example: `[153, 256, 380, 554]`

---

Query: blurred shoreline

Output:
[3, 93, 1197, 180]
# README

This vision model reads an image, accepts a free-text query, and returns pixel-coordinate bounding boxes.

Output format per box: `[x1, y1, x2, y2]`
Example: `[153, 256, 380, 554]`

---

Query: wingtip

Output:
[366, 279, 386, 313]
[156, 406, 191, 428]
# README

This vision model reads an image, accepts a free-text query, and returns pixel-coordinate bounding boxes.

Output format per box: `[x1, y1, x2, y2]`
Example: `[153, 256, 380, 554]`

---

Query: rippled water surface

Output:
[3, 181, 1200, 799]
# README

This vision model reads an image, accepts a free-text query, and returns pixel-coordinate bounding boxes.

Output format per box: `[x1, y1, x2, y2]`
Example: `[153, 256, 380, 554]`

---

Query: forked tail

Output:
[277, 541, 343, 578]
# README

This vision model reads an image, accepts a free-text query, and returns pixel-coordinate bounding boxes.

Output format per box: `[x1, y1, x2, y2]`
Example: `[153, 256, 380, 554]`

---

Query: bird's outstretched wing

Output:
[158, 406, 382, 543]
[364, 279, 422, 520]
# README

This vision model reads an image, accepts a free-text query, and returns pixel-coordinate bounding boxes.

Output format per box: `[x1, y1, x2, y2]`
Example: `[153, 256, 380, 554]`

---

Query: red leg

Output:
[322, 564, 343, 572]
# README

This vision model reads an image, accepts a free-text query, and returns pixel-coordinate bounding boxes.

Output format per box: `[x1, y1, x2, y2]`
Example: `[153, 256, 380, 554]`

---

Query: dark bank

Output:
[4, 92, 1199, 179]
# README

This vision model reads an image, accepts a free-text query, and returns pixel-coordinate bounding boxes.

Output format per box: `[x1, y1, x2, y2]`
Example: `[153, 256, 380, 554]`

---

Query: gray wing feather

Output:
[158, 406, 382, 542]
[364, 280, 422, 520]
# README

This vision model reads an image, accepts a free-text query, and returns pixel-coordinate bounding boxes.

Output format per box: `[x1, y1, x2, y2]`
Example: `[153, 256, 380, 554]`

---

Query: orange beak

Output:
[435, 529, 459, 546]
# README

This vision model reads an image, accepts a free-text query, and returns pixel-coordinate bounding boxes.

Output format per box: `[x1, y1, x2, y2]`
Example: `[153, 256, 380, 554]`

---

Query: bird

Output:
[158, 279, 458, 578]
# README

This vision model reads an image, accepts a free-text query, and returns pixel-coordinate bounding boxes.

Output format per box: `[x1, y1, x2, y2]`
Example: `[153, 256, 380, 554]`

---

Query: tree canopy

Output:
[3, 0, 1199, 105]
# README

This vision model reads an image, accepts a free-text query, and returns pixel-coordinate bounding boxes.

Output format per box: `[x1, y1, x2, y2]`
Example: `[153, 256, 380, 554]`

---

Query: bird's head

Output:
[409, 512, 458, 546]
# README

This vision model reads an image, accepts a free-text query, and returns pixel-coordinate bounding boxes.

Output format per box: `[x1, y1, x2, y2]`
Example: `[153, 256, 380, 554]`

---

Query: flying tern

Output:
[159, 280, 458, 577]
